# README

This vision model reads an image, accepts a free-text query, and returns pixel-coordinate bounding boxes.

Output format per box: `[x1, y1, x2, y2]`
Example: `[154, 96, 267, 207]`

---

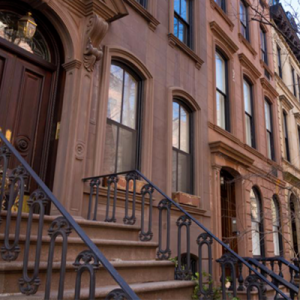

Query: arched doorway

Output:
[220, 169, 238, 254]
[290, 194, 299, 257]
[0, 1, 65, 200]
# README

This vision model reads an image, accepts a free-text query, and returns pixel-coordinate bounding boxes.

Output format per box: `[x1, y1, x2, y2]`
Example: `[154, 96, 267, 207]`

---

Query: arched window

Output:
[272, 196, 283, 256]
[290, 195, 299, 257]
[250, 188, 264, 256]
[172, 100, 192, 193]
[215, 50, 229, 131]
[243, 78, 255, 148]
[103, 62, 141, 174]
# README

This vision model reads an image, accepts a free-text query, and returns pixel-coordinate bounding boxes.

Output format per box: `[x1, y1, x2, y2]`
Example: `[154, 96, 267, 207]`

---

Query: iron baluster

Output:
[278, 261, 283, 278]
[0, 145, 10, 224]
[139, 184, 154, 241]
[87, 178, 100, 221]
[105, 288, 129, 300]
[244, 274, 266, 300]
[73, 250, 100, 300]
[175, 215, 192, 280]
[157, 198, 171, 260]
[123, 172, 138, 225]
[237, 261, 245, 291]
[45, 217, 72, 300]
[1, 165, 27, 261]
[270, 260, 275, 284]
[197, 233, 213, 299]
[105, 175, 118, 222]
[19, 190, 49, 295]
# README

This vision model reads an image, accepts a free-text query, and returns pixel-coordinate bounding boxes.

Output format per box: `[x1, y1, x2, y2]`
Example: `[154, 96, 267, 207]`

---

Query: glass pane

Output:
[122, 71, 138, 129]
[250, 189, 261, 222]
[216, 52, 226, 93]
[271, 198, 280, 226]
[180, 106, 189, 153]
[181, 0, 188, 21]
[172, 150, 177, 192]
[173, 102, 180, 148]
[240, 2, 246, 25]
[178, 152, 191, 193]
[178, 21, 185, 43]
[273, 226, 280, 256]
[174, 0, 180, 14]
[216, 91, 226, 129]
[107, 65, 123, 123]
[0, 11, 51, 62]
[244, 80, 252, 115]
[252, 221, 261, 256]
[174, 16, 179, 38]
[245, 114, 252, 146]
[117, 127, 136, 172]
[283, 113, 288, 138]
[264, 100, 271, 131]
[267, 132, 272, 159]
[103, 122, 118, 174]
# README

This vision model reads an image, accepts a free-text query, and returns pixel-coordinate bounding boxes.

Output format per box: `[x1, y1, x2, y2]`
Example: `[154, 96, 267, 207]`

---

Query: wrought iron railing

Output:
[83, 170, 292, 300]
[0, 132, 139, 299]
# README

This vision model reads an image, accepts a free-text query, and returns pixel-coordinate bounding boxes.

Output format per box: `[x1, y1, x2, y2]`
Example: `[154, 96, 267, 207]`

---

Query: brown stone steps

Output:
[0, 212, 141, 241]
[0, 280, 195, 300]
[0, 234, 158, 263]
[0, 260, 176, 294]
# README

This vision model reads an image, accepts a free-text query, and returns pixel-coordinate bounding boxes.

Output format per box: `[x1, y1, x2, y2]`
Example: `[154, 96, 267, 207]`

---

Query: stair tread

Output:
[0, 260, 174, 271]
[0, 233, 158, 247]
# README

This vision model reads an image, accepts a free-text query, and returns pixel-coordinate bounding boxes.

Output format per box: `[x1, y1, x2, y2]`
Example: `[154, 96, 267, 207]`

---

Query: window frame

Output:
[260, 27, 268, 65]
[105, 60, 143, 174]
[215, 0, 226, 12]
[215, 49, 230, 132]
[292, 66, 297, 97]
[272, 196, 283, 257]
[172, 98, 194, 194]
[243, 78, 255, 148]
[240, 0, 249, 41]
[174, 0, 193, 47]
[265, 99, 275, 161]
[277, 46, 282, 79]
[135, 0, 147, 8]
[283, 110, 290, 162]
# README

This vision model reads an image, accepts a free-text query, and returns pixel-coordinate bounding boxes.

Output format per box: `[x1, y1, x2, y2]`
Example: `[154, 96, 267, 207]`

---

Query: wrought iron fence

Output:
[0, 132, 139, 299]
[83, 170, 294, 300]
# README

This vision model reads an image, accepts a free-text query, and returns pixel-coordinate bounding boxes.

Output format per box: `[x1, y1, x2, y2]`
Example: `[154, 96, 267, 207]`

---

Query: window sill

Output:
[124, 0, 160, 31]
[172, 191, 200, 208]
[168, 33, 204, 70]
[209, 0, 234, 31]
[260, 60, 274, 79]
[238, 33, 257, 57]
[208, 122, 242, 145]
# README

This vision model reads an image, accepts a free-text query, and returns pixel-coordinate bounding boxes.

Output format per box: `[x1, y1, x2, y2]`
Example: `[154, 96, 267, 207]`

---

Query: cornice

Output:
[294, 112, 300, 122]
[238, 33, 257, 58]
[279, 94, 294, 111]
[283, 171, 300, 189]
[260, 78, 279, 98]
[124, 0, 159, 31]
[209, 21, 239, 54]
[260, 60, 274, 79]
[168, 34, 204, 70]
[209, 0, 234, 31]
[238, 53, 261, 79]
[209, 141, 254, 168]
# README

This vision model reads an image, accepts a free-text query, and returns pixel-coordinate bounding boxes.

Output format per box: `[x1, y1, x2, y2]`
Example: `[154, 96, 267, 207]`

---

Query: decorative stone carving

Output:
[83, 14, 109, 72]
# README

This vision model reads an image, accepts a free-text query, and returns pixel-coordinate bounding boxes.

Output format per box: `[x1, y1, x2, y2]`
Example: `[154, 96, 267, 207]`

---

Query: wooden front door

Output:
[0, 39, 56, 192]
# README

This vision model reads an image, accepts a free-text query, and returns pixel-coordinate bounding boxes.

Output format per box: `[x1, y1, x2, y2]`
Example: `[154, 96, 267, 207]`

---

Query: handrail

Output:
[256, 256, 299, 274]
[0, 132, 139, 299]
[83, 169, 290, 300]
[244, 257, 299, 293]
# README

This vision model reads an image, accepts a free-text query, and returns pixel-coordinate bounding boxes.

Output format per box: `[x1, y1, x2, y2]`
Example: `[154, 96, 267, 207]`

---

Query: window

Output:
[250, 188, 264, 257]
[103, 62, 141, 174]
[215, 51, 229, 131]
[260, 27, 268, 65]
[244, 79, 255, 147]
[283, 110, 290, 162]
[292, 66, 297, 97]
[240, 1, 249, 41]
[272, 196, 282, 256]
[265, 99, 275, 160]
[290, 196, 299, 257]
[215, 0, 226, 11]
[174, 0, 191, 46]
[172, 100, 193, 194]
[135, 0, 147, 8]
[277, 46, 282, 78]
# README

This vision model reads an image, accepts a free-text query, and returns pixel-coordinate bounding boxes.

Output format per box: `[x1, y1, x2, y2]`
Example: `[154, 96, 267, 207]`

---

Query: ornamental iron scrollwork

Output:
[1, 165, 28, 261]
[0, 144, 10, 224]
[139, 184, 154, 241]
[244, 274, 266, 300]
[105, 175, 119, 222]
[87, 178, 101, 220]
[45, 217, 72, 300]
[19, 189, 49, 295]
[123, 172, 138, 225]
[157, 198, 172, 260]
[105, 288, 129, 300]
[197, 233, 213, 299]
[73, 250, 100, 300]
[175, 215, 192, 280]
